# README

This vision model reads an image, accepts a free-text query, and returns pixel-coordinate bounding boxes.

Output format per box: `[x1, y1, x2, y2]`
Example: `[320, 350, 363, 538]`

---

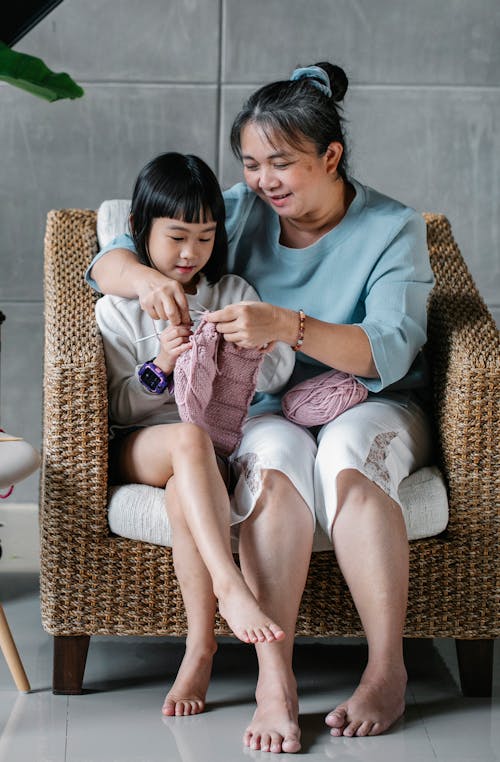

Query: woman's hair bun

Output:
[314, 62, 348, 102]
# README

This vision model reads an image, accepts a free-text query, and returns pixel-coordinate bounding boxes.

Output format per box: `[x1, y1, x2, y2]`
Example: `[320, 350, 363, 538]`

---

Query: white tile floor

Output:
[1, 503, 498, 761]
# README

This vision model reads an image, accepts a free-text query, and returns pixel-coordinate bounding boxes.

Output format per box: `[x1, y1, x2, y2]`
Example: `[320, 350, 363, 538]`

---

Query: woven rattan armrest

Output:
[424, 214, 500, 536]
[42, 209, 109, 538]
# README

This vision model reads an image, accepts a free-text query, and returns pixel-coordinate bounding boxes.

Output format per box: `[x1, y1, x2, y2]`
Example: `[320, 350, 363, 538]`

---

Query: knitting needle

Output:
[134, 332, 160, 343]
[134, 317, 161, 343]
[134, 303, 209, 342]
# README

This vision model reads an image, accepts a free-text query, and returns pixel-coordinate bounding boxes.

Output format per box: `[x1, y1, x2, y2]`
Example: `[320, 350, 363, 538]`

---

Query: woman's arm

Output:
[205, 302, 378, 379]
[90, 248, 191, 325]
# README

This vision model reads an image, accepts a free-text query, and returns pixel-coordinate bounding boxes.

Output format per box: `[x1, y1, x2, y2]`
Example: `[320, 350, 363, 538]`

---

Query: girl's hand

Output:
[205, 301, 290, 349]
[153, 324, 192, 374]
[137, 270, 191, 326]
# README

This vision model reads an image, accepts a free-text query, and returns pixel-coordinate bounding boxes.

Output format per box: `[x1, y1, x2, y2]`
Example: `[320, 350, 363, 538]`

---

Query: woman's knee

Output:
[255, 469, 313, 526]
[336, 468, 394, 512]
[259, 468, 293, 497]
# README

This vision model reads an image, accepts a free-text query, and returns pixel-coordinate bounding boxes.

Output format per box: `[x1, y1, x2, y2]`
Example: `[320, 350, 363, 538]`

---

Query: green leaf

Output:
[0, 41, 84, 102]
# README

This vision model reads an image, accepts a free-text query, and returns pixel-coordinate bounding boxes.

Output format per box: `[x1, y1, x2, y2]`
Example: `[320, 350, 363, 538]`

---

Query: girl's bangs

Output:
[151, 186, 214, 224]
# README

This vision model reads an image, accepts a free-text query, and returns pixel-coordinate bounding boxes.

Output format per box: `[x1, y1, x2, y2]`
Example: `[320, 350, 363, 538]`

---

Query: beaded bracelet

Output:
[292, 309, 306, 351]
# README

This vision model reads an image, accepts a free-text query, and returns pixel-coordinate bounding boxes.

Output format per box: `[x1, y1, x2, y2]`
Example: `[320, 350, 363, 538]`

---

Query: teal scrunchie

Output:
[289, 65, 332, 98]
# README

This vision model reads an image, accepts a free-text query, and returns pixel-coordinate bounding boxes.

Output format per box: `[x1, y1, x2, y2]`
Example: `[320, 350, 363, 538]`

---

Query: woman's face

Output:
[240, 122, 341, 222]
[146, 216, 216, 292]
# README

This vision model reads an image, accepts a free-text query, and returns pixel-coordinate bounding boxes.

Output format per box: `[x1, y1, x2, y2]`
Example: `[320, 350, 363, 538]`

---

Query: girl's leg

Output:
[325, 469, 409, 737]
[120, 423, 284, 644]
[162, 477, 218, 716]
[238, 470, 314, 755]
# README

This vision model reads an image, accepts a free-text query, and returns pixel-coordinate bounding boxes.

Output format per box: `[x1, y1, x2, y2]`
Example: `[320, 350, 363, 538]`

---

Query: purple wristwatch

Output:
[138, 360, 174, 395]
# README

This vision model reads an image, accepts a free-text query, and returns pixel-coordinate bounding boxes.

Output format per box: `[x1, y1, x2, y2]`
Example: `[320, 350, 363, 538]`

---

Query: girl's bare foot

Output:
[216, 578, 286, 644]
[162, 643, 217, 717]
[243, 670, 301, 754]
[325, 663, 407, 737]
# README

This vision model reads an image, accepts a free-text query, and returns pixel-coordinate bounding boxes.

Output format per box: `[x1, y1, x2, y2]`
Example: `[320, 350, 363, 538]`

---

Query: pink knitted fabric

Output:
[174, 318, 220, 422]
[174, 317, 264, 456]
[281, 369, 368, 426]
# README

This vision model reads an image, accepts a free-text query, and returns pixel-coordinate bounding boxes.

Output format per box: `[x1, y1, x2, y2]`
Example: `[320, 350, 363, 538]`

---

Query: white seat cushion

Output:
[108, 465, 449, 551]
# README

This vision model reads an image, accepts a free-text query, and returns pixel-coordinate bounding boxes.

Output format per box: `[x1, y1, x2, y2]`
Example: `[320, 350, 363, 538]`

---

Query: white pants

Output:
[230, 394, 432, 539]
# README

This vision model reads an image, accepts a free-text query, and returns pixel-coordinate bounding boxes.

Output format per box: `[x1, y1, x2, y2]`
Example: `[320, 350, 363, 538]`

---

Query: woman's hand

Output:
[205, 301, 296, 349]
[153, 324, 193, 374]
[91, 249, 191, 325]
[137, 271, 191, 325]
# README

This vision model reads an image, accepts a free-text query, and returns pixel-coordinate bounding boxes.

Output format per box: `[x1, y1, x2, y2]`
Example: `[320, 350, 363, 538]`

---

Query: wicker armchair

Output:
[41, 210, 499, 696]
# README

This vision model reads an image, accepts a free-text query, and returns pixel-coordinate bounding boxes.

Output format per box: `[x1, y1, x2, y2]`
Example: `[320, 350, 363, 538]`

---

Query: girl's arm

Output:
[95, 297, 178, 427]
[91, 248, 191, 325]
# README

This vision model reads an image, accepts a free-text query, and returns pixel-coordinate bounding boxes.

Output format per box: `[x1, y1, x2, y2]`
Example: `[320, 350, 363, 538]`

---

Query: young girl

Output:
[95, 152, 295, 716]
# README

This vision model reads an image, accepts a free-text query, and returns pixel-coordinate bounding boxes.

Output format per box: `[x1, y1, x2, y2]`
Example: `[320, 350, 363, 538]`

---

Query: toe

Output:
[356, 720, 373, 737]
[250, 732, 262, 750]
[282, 733, 301, 753]
[325, 707, 347, 729]
[260, 732, 272, 752]
[368, 721, 385, 736]
[162, 699, 175, 716]
[270, 623, 285, 641]
[261, 626, 275, 643]
[343, 719, 362, 737]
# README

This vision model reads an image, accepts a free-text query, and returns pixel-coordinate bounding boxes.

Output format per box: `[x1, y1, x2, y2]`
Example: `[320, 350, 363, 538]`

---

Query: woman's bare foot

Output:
[162, 643, 217, 717]
[325, 663, 407, 737]
[243, 670, 301, 754]
[215, 577, 286, 644]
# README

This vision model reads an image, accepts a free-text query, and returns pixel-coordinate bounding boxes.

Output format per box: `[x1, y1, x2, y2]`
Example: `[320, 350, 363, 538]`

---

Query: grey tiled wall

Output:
[1, 0, 499, 500]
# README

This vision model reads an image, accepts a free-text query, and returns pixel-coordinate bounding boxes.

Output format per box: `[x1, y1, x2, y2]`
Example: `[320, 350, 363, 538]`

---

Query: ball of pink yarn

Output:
[281, 369, 368, 426]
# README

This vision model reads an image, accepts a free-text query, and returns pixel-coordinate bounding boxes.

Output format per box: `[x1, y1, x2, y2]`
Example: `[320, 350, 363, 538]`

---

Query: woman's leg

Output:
[162, 477, 218, 716]
[120, 423, 284, 644]
[313, 397, 432, 738]
[325, 469, 408, 737]
[239, 470, 314, 754]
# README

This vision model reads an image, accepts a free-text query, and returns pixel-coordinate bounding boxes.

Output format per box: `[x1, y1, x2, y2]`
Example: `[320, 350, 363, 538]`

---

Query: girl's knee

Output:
[174, 422, 213, 454]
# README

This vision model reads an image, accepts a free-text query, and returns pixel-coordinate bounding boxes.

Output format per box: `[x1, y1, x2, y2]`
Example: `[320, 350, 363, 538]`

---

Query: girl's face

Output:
[240, 122, 342, 222]
[146, 215, 216, 292]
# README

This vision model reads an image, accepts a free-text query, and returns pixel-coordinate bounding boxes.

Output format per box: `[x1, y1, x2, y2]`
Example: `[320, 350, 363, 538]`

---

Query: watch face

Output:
[141, 366, 164, 391]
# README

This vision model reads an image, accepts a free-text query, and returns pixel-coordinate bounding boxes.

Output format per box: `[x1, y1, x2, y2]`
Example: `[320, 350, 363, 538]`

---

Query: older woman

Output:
[86, 62, 433, 753]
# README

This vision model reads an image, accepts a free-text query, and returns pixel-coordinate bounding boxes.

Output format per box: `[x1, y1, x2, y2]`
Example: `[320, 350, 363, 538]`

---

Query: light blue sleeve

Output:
[85, 233, 138, 292]
[356, 213, 434, 392]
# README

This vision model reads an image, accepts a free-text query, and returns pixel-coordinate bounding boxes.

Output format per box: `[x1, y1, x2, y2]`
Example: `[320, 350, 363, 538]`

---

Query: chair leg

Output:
[0, 603, 30, 692]
[455, 638, 494, 697]
[53, 635, 90, 695]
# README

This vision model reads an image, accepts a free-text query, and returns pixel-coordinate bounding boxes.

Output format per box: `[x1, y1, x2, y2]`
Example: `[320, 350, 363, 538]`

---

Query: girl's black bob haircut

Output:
[130, 152, 227, 285]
